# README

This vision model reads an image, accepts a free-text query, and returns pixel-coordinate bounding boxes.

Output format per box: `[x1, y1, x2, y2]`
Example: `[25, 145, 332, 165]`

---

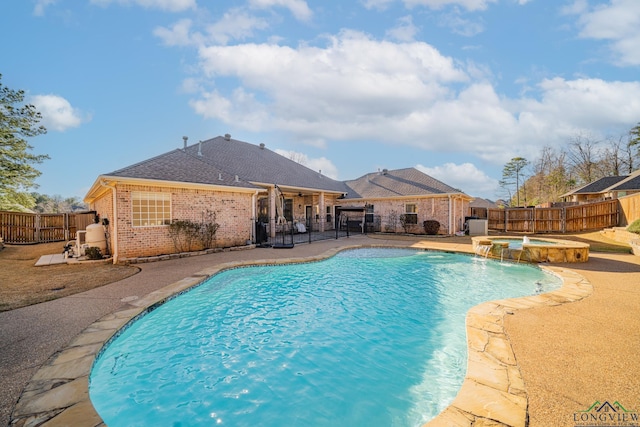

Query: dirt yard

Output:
[0, 231, 631, 312]
[0, 242, 139, 312]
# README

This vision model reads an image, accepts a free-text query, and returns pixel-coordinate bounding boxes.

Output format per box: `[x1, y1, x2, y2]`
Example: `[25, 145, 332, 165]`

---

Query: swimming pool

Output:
[89, 248, 561, 427]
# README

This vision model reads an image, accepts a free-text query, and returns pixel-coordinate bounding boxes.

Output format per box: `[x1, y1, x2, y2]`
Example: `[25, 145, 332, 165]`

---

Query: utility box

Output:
[467, 219, 488, 236]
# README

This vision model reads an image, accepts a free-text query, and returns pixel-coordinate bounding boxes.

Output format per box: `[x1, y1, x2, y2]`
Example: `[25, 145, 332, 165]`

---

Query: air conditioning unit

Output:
[467, 219, 488, 236]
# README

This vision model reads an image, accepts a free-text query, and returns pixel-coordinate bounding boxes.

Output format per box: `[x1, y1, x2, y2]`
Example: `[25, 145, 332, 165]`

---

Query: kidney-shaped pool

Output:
[89, 248, 561, 427]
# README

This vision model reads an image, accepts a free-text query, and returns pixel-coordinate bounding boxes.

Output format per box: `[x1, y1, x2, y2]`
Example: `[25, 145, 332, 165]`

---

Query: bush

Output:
[627, 219, 640, 234]
[85, 247, 103, 260]
[423, 220, 440, 235]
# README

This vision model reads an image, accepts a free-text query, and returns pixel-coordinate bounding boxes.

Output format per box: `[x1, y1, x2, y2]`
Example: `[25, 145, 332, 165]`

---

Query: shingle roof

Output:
[106, 149, 260, 189]
[612, 174, 640, 191]
[470, 197, 498, 208]
[343, 167, 463, 199]
[572, 176, 628, 194]
[185, 136, 351, 193]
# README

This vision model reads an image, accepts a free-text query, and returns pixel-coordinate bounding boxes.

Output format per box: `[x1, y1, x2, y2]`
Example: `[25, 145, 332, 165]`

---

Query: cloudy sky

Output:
[2, 0, 640, 200]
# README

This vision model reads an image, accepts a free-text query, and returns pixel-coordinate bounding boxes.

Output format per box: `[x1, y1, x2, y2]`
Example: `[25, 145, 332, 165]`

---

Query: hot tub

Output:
[471, 235, 590, 263]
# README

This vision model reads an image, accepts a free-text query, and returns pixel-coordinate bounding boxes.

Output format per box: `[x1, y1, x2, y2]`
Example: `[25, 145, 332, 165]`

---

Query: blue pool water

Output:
[89, 248, 561, 427]
[491, 238, 558, 249]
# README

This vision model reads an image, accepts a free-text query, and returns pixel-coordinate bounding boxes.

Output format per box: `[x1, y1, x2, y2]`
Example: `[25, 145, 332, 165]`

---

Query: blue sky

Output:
[2, 0, 639, 201]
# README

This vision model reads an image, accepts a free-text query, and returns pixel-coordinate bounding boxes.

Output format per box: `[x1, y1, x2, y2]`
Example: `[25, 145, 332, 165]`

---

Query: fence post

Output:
[64, 213, 69, 241]
[35, 214, 41, 243]
[505, 209, 508, 233]
[532, 208, 536, 233]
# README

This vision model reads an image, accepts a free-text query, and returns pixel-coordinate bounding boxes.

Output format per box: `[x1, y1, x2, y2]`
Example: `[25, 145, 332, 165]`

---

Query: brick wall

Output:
[92, 184, 254, 260]
[339, 196, 469, 234]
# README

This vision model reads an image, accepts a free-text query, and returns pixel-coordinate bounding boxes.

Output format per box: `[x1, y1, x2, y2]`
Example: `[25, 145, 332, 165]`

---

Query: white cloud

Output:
[572, 0, 640, 66]
[154, 18, 197, 46]
[33, 0, 57, 16]
[90, 0, 196, 12]
[361, 0, 395, 10]
[205, 9, 270, 45]
[154, 10, 269, 47]
[30, 94, 88, 132]
[386, 15, 419, 42]
[362, 0, 499, 11]
[403, 0, 498, 12]
[417, 163, 499, 197]
[248, 0, 312, 21]
[185, 30, 640, 169]
[274, 149, 339, 179]
[438, 9, 485, 36]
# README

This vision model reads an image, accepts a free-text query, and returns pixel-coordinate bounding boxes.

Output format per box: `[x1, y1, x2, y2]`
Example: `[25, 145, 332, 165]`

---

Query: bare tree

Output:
[529, 146, 573, 204]
[565, 133, 603, 185]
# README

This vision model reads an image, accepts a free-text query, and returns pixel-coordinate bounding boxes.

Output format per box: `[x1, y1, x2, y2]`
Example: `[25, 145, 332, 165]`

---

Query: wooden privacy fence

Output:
[0, 211, 97, 244]
[617, 193, 640, 227]
[485, 200, 619, 233]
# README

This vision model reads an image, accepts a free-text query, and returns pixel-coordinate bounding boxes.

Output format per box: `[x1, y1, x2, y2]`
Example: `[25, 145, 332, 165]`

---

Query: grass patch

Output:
[0, 242, 139, 312]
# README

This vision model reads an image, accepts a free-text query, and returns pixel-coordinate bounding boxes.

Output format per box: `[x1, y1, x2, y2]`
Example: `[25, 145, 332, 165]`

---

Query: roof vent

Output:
[259, 143, 265, 149]
[382, 168, 388, 175]
[198, 140, 202, 156]
[218, 173, 223, 181]
[235, 175, 240, 182]
[182, 136, 188, 151]
[224, 133, 231, 141]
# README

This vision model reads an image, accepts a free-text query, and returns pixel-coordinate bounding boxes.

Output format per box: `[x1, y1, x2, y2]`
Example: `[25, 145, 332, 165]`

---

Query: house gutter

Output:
[100, 179, 119, 264]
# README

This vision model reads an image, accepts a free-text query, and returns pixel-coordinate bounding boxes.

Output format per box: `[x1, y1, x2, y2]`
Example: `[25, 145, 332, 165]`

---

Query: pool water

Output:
[89, 248, 561, 427]
[491, 238, 558, 249]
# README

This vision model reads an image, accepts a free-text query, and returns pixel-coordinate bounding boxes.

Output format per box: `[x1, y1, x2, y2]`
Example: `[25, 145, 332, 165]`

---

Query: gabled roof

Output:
[105, 149, 259, 189]
[343, 167, 468, 199]
[611, 170, 640, 191]
[470, 197, 498, 208]
[562, 175, 629, 197]
[185, 136, 351, 194]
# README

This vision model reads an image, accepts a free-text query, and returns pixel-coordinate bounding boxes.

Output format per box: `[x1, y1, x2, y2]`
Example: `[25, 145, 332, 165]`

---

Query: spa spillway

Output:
[472, 235, 590, 263]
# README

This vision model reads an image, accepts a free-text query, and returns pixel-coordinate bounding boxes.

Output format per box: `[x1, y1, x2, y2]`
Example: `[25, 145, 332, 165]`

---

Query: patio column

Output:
[269, 187, 277, 238]
[319, 192, 326, 232]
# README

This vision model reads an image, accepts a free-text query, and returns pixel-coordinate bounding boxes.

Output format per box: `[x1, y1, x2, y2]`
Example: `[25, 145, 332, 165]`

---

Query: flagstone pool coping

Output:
[10, 244, 592, 427]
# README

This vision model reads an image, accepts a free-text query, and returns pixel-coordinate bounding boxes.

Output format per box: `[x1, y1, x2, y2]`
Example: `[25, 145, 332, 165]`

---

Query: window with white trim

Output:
[132, 191, 171, 227]
[404, 203, 418, 224]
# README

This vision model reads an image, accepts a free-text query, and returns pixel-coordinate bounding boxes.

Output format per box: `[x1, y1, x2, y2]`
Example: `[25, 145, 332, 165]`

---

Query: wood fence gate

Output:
[0, 211, 97, 244]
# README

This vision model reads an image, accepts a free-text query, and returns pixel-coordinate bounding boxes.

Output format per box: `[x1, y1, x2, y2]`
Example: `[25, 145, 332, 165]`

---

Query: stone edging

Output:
[10, 246, 593, 427]
[425, 265, 592, 427]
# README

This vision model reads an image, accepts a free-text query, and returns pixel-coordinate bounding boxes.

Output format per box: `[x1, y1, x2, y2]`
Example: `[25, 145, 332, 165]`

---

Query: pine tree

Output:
[0, 74, 49, 211]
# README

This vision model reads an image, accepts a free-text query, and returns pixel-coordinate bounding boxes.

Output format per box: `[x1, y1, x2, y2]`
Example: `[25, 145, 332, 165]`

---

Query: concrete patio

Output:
[2, 235, 639, 427]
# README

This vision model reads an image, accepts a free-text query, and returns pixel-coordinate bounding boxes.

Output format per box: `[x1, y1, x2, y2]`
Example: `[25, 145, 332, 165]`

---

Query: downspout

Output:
[448, 194, 453, 235]
[100, 179, 119, 264]
[252, 190, 259, 243]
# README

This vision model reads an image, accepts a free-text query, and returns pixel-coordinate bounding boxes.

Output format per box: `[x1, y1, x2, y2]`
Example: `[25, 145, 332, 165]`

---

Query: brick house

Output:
[85, 135, 472, 262]
[561, 169, 640, 203]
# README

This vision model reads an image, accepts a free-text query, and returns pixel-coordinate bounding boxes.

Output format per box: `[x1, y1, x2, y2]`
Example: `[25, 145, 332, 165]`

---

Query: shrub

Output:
[627, 219, 640, 234]
[168, 219, 201, 252]
[385, 210, 399, 232]
[85, 247, 103, 260]
[423, 220, 440, 235]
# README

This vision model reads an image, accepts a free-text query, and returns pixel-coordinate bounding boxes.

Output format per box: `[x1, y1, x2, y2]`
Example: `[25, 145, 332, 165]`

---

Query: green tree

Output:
[501, 157, 529, 207]
[0, 74, 48, 211]
[630, 122, 640, 156]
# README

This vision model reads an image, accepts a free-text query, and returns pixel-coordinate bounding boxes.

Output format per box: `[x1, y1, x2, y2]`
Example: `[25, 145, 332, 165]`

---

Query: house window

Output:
[132, 192, 171, 227]
[404, 203, 418, 224]
[326, 205, 332, 223]
[365, 204, 374, 223]
[284, 199, 293, 222]
[258, 197, 269, 222]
